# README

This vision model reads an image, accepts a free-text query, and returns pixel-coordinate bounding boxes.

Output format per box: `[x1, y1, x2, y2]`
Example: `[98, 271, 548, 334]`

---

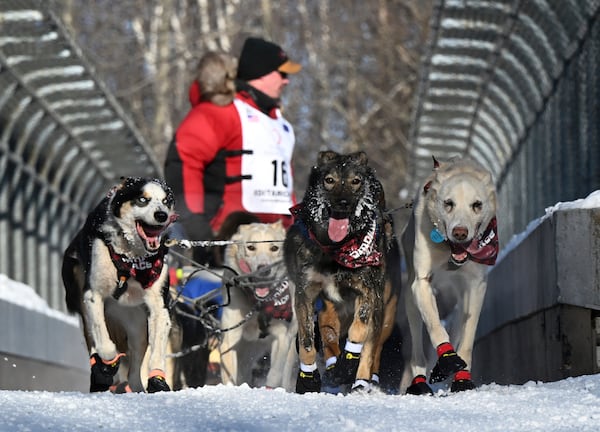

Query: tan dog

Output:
[219, 220, 297, 391]
[401, 157, 498, 394]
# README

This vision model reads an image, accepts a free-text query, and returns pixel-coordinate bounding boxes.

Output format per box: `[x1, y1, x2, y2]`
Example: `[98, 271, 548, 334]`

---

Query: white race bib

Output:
[235, 99, 295, 214]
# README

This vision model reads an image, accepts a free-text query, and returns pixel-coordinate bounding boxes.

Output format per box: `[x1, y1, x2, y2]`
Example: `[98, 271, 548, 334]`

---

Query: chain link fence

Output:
[408, 0, 600, 244]
[0, 0, 161, 311]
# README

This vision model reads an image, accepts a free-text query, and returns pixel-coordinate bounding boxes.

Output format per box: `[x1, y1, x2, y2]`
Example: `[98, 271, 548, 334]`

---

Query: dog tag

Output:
[430, 228, 445, 243]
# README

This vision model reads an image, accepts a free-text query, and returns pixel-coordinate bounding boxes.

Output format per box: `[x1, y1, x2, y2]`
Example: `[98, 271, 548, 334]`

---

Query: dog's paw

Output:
[349, 379, 372, 394]
[147, 374, 171, 393]
[332, 350, 361, 385]
[89, 353, 123, 393]
[430, 342, 467, 383]
[450, 370, 476, 393]
[295, 369, 321, 394]
[406, 375, 434, 396]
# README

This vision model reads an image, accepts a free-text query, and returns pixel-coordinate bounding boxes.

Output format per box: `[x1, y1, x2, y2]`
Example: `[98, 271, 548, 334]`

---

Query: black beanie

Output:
[237, 37, 301, 81]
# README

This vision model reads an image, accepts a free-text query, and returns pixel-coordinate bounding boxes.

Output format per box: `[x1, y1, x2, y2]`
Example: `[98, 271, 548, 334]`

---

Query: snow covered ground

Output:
[1, 190, 600, 431]
[1, 375, 600, 431]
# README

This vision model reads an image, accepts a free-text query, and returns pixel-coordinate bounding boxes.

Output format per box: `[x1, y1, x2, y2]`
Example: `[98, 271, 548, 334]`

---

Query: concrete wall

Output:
[473, 208, 600, 385]
[0, 300, 89, 392]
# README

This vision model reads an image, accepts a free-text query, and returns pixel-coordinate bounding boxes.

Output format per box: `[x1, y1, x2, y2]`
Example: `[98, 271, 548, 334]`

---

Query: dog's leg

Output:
[144, 281, 172, 392]
[412, 276, 467, 385]
[404, 284, 434, 395]
[83, 290, 118, 360]
[317, 299, 342, 393]
[281, 318, 299, 392]
[345, 291, 382, 391]
[294, 283, 322, 394]
[371, 283, 398, 387]
[265, 322, 287, 388]
[450, 276, 487, 392]
[83, 290, 125, 392]
[219, 323, 243, 386]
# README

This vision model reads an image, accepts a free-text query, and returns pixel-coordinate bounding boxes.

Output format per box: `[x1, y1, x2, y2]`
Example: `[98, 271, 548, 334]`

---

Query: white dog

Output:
[401, 157, 498, 394]
[219, 220, 298, 391]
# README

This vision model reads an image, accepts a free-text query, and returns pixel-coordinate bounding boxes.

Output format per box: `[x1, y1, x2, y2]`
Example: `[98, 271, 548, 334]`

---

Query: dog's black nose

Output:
[452, 226, 468, 242]
[154, 211, 168, 223]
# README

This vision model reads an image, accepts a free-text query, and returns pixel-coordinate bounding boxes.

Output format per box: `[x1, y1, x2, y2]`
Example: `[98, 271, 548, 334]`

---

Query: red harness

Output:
[107, 244, 167, 298]
[240, 276, 293, 322]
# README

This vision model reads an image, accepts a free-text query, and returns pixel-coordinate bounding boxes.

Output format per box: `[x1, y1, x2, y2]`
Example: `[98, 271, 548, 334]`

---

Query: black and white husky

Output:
[62, 177, 177, 393]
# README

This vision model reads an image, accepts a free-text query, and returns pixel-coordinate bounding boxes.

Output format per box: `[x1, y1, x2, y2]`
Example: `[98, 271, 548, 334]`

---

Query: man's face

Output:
[250, 70, 290, 99]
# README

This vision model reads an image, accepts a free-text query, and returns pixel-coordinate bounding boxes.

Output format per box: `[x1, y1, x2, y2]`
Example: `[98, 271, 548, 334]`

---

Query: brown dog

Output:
[284, 150, 399, 393]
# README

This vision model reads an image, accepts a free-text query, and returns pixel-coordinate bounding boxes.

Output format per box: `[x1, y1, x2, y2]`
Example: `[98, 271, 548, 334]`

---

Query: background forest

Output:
[50, 0, 433, 218]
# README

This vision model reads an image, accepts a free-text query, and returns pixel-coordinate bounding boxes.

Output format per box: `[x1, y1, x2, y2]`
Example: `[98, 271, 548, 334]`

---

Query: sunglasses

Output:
[278, 71, 288, 79]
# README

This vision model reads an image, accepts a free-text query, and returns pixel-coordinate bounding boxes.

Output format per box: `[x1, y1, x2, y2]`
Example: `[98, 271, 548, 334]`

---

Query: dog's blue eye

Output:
[136, 197, 149, 206]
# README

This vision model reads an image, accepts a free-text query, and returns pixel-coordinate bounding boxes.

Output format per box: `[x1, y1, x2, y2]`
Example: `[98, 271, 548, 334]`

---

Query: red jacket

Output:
[164, 83, 296, 243]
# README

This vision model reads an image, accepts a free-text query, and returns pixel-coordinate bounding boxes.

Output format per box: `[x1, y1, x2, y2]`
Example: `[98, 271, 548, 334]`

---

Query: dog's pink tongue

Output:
[328, 217, 349, 243]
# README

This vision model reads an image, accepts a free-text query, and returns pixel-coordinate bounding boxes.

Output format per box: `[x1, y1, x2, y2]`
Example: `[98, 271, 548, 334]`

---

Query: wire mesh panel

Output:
[408, 0, 600, 244]
[0, 0, 161, 311]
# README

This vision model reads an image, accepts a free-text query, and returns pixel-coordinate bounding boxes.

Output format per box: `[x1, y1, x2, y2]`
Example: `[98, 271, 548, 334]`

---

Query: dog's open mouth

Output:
[254, 287, 270, 299]
[136, 221, 166, 251]
[450, 251, 468, 265]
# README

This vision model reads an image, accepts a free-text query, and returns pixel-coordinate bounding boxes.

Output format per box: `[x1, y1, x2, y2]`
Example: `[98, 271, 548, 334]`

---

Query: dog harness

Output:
[250, 279, 293, 322]
[290, 204, 383, 268]
[106, 243, 167, 299]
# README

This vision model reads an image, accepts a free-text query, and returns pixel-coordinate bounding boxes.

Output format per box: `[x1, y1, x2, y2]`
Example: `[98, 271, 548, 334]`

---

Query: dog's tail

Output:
[61, 244, 84, 314]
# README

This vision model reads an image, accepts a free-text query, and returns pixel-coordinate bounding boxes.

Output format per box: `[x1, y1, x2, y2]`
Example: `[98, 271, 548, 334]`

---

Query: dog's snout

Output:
[452, 226, 469, 242]
[257, 265, 272, 277]
[154, 211, 168, 223]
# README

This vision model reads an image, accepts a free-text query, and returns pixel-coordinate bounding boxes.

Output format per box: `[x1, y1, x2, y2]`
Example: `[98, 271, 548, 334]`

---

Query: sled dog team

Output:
[62, 150, 498, 396]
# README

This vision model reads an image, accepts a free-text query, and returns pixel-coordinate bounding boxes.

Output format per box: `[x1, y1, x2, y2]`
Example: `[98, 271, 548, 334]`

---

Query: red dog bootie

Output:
[430, 342, 467, 383]
[450, 370, 476, 392]
[406, 374, 433, 396]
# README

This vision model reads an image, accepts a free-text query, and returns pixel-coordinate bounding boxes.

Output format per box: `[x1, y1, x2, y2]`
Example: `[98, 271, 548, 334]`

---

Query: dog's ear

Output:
[350, 151, 368, 166]
[317, 151, 339, 166]
[272, 219, 285, 232]
[109, 176, 145, 218]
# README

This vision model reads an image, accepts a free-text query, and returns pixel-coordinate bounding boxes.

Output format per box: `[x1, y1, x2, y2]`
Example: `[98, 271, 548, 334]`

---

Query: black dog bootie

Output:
[89, 353, 123, 393]
[296, 369, 321, 394]
[147, 370, 171, 393]
[430, 342, 466, 383]
[406, 374, 434, 396]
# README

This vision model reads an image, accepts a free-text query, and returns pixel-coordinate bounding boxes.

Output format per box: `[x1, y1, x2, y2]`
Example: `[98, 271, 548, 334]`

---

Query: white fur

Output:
[401, 158, 497, 391]
[218, 221, 298, 391]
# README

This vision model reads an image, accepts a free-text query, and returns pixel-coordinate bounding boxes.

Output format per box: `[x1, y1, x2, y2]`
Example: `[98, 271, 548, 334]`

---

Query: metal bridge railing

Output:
[408, 0, 600, 244]
[0, 0, 162, 311]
